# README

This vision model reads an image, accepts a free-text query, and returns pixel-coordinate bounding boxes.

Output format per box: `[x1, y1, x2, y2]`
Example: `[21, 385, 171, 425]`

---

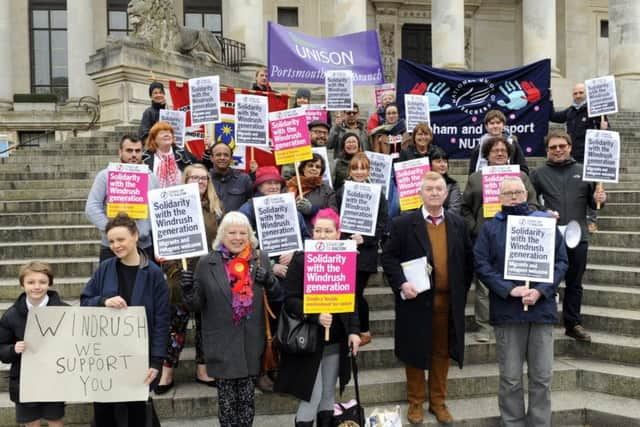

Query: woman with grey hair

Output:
[179, 211, 281, 427]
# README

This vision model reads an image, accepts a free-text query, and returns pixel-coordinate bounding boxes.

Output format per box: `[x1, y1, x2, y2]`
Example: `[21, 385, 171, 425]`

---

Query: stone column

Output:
[66, 0, 97, 100]
[222, 0, 264, 69]
[0, 0, 13, 109]
[609, 0, 640, 110]
[334, 0, 367, 35]
[431, 0, 466, 70]
[522, 0, 558, 74]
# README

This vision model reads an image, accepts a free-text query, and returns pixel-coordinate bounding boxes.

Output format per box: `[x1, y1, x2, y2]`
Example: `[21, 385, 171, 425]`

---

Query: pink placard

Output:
[304, 105, 328, 124]
[481, 165, 521, 218]
[269, 108, 312, 165]
[106, 167, 149, 219]
[394, 158, 431, 211]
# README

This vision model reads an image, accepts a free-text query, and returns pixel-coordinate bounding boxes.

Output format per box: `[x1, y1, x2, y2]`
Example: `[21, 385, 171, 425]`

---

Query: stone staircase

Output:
[0, 114, 639, 426]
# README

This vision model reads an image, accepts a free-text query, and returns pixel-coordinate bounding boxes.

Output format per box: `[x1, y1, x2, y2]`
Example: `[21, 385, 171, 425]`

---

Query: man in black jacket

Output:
[530, 130, 607, 342]
[139, 82, 166, 143]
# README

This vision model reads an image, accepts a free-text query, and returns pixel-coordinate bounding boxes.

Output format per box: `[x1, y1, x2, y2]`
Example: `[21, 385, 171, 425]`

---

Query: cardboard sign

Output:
[303, 239, 357, 314]
[325, 70, 354, 111]
[303, 104, 328, 124]
[148, 183, 208, 260]
[312, 146, 333, 188]
[481, 165, 521, 218]
[404, 94, 430, 129]
[585, 75, 618, 117]
[20, 307, 148, 402]
[235, 94, 269, 147]
[394, 158, 431, 211]
[253, 192, 303, 256]
[159, 109, 186, 147]
[504, 215, 556, 283]
[366, 151, 393, 200]
[269, 108, 312, 165]
[106, 163, 150, 219]
[374, 83, 395, 109]
[189, 76, 221, 125]
[583, 129, 620, 183]
[339, 181, 381, 236]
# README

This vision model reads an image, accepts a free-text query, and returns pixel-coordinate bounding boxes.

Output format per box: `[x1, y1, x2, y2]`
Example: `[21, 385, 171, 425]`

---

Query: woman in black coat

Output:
[336, 152, 387, 345]
[274, 209, 361, 427]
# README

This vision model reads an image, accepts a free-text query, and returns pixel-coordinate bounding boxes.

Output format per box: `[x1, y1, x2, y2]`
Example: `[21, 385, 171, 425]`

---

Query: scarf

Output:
[286, 175, 323, 197]
[502, 202, 530, 216]
[218, 243, 254, 325]
[157, 152, 179, 188]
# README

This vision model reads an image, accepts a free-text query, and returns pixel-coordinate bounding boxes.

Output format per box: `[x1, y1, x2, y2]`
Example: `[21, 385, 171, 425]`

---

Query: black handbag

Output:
[332, 349, 365, 427]
[274, 307, 318, 354]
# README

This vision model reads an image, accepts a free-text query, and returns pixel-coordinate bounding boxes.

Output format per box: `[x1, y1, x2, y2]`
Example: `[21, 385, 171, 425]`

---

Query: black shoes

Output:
[154, 380, 174, 395]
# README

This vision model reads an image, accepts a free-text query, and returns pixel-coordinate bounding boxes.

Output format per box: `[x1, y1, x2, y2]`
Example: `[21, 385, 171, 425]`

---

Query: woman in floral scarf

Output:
[179, 212, 280, 427]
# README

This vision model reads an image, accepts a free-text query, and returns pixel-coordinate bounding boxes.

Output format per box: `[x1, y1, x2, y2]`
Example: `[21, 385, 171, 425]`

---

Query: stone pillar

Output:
[334, 0, 367, 35]
[222, 0, 264, 74]
[0, 0, 13, 109]
[609, 0, 640, 110]
[522, 0, 558, 74]
[67, 0, 97, 100]
[431, 0, 466, 70]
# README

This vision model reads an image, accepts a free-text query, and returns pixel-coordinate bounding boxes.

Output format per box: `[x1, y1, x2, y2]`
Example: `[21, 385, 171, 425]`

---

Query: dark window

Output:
[184, 0, 222, 36]
[401, 24, 432, 66]
[600, 20, 609, 38]
[19, 131, 56, 146]
[108, 0, 131, 38]
[30, 0, 67, 100]
[277, 7, 298, 27]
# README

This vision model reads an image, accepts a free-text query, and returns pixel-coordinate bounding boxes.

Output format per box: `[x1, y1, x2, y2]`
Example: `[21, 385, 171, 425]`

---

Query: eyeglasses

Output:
[501, 190, 525, 198]
[188, 175, 209, 183]
[548, 143, 569, 151]
[345, 111, 358, 115]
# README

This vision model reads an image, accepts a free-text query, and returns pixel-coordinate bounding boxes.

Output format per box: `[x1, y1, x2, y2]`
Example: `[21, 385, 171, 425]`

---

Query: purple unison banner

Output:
[267, 22, 384, 86]
[397, 59, 551, 158]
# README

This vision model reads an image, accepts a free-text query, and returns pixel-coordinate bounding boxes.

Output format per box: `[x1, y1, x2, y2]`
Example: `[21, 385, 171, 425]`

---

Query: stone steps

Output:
[0, 179, 94, 191]
[0, 172, 96, 181]
[597, 215, 640, 231]
[0, 257, 98, 278]
[590, 230, 640, 246]
[598, 203, 640, 216]
[583, 264, 640, 286]
[0, 188, 90, 201]
[0, 199, 87, 213]
[0, 225, 100, 242]
[587, 246, 640, 267]
[0, 241, 101, 258]
[0, 212, 90, 227]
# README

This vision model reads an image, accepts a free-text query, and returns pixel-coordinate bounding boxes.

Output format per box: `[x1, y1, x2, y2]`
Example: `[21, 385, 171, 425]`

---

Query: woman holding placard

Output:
[179, 212, 280, 427]
[81, 213, 169, 427]
[155, 164, 224, 393]
[382, 103, 406, 137]
[287, 153, 338, 232]
[275, 209, 361, 427]
[333, 132, 363, 190]
[142, 121, 210, 188]
[336, 153, 388, 346]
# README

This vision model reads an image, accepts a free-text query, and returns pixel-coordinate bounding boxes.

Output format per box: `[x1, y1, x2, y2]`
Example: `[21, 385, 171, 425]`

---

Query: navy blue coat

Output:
[473, 210, 568, 325]
[81, 253, 170, 371]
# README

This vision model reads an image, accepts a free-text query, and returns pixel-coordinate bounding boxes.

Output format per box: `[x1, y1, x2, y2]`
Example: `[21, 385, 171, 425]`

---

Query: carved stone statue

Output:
[127, 0, 223, 63]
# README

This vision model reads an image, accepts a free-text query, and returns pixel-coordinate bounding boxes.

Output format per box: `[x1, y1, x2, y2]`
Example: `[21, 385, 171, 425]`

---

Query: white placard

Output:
[312, 146, 333, 188]
[404, 94, 430, 130]
[148, 183, 208, 260]
[159, 109, 187, 147]
[583, 129, 620, 183]
[188, 75, 221, 125]
[504, 215, 556, 283]
[339, 181, 381, 236]
[585, 75, 618, 118]
[235, 94, 269, 147]
[20, 307, 148, 402]
[365, 150, 393, 200]
[400, 256, 431, 300]
[325, 70, 354, 111]
[254, 192, 303, 256]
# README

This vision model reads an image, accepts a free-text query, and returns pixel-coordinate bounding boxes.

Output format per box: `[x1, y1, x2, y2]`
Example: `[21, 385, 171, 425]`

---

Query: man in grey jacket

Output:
[85, 135, 159, 261]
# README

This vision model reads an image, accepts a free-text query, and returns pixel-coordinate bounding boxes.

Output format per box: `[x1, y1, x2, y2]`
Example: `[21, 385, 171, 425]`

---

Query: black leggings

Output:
[356, 271, 372, 332]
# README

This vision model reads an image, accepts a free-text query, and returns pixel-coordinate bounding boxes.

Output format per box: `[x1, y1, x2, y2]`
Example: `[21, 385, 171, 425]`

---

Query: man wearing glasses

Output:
[282, 120, 332, 180]
[328, 102, 369, 154]
[530, 130, 607, 342]
[474, 176, 568, 427]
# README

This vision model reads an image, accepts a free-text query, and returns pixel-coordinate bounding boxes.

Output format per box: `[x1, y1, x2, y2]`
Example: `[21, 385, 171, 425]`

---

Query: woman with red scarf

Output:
[179, 212, 280, 427]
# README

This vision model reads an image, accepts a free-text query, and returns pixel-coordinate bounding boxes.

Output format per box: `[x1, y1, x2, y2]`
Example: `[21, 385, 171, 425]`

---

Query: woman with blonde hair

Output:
[156, 163, 225, 393]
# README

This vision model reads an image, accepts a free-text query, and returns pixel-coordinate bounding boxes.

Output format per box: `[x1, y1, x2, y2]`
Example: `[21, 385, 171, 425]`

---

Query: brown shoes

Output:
[565, 324, 592, 342]
[407, 403, 424, 424]
[429, 404, 453, 424]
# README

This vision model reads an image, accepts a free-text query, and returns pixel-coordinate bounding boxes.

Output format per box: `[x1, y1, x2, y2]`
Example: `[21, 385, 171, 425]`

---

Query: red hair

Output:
[145, 121, 175, 152]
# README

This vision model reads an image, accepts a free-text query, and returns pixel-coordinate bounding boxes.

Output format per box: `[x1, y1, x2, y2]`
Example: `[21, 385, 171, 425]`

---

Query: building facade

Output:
[1, 0, 638, 141]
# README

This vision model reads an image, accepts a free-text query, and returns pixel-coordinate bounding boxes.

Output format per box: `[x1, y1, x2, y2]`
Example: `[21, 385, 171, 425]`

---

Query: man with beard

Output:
[85, 135, 159, 261]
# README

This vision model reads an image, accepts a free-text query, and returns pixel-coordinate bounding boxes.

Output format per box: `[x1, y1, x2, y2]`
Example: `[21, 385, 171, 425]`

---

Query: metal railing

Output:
[219, 36, 246, 72]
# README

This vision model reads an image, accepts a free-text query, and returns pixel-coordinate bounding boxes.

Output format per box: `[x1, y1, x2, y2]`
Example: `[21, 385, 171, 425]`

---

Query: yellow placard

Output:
[275, 145, 313, 165]
[303, 293, 355, 314]
[107, 203, 148, 219]
[482, 202, 501, 218]
[399, 195, 422, 212]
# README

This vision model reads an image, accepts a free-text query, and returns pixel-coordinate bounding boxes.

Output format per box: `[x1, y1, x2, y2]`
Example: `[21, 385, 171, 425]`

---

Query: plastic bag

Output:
[364, 406, 402, 427]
